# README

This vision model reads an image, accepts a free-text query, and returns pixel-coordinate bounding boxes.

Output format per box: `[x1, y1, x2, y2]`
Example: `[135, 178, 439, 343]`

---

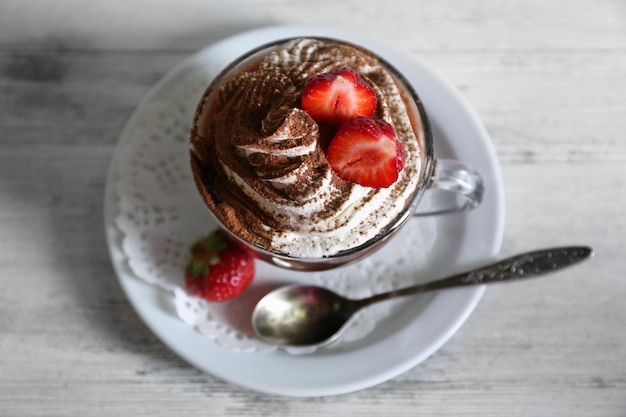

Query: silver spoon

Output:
[252, 246, 593, 348]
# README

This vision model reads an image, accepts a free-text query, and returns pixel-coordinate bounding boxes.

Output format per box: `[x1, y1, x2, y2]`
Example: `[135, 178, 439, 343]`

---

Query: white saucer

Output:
[104, 24, 505, 397]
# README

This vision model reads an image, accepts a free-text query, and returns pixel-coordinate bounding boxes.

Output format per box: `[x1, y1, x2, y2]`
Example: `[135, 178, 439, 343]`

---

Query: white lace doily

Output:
[113, 67, 437, 354]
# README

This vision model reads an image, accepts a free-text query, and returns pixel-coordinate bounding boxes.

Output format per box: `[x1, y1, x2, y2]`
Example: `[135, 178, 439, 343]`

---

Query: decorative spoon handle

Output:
[362, 246, 593, 305]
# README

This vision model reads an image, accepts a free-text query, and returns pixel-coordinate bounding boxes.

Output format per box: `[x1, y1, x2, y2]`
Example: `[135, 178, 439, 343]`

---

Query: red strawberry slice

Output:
[185, 231, 255, 302]
[301, 67, 377, 127]
[326, 117, 405, 188]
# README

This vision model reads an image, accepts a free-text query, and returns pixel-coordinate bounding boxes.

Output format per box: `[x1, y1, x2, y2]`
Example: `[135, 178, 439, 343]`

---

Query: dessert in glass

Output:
[190, 37, 482, 271]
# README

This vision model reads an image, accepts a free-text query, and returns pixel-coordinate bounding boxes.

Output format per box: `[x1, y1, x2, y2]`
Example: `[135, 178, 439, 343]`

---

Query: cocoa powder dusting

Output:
[189, 38, 423, 256]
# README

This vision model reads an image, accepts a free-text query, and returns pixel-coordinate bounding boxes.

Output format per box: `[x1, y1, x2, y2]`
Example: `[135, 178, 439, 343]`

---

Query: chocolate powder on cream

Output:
[190, 38, 422, 257]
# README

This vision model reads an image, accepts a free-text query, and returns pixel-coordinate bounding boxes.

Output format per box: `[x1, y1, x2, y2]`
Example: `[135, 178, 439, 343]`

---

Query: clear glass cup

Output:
[190, 37, 483, 271]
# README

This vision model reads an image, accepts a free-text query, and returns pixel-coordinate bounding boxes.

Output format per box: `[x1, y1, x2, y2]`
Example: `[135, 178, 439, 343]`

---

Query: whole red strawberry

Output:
[185, 231, 255, 302]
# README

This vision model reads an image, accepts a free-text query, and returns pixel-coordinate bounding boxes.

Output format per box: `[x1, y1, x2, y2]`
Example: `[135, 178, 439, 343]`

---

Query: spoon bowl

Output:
[252, 246, 593, 349]
[252, 285, 359, 347]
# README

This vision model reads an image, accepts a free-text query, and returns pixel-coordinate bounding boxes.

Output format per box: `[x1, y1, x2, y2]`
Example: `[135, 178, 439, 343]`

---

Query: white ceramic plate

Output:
[104, 25, 505, 397]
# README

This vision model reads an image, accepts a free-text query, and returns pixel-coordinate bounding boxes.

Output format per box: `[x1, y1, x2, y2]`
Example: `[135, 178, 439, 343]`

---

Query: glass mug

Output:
[190, 37, 483, 271]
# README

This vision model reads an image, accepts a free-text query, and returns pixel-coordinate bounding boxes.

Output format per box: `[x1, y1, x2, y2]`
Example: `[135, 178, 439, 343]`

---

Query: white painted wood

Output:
[1, 0, 625, 415]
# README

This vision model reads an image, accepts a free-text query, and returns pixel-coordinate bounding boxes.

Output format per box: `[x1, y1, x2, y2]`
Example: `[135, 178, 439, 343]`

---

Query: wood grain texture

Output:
[1, 0, 625, 415]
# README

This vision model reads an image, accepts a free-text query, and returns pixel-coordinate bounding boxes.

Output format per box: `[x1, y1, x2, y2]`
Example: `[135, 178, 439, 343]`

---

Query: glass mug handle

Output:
[413, 158, 484, 216]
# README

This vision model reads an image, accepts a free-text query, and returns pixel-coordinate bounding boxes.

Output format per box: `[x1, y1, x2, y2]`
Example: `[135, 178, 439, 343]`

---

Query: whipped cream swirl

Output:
[191, 38, 422, 258]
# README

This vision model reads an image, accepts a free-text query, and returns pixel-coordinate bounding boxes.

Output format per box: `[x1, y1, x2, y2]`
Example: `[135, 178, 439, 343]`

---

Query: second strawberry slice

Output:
[326, 117, 405, 188]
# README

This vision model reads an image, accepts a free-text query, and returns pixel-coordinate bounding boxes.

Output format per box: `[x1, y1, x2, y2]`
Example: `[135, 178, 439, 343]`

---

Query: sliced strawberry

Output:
[185, 231, 255, 302]
[326, 117, 405, 188]
[301, 67, 377, 127]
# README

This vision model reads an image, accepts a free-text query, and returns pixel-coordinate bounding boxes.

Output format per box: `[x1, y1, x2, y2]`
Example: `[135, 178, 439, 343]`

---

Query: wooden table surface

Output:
[1, 0, 625, 415]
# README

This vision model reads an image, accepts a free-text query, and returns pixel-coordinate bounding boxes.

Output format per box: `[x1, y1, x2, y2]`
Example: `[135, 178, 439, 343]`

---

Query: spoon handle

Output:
[362, 246, 593, 305]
